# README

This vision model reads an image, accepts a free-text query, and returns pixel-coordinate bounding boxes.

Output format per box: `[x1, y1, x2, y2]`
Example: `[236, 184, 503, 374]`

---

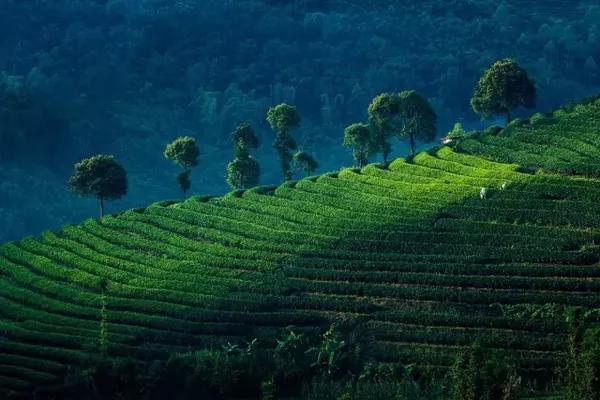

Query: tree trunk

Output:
[409, 134, 416, 156]
[99, 196, 104, 218]
[506, 110, 512, 126]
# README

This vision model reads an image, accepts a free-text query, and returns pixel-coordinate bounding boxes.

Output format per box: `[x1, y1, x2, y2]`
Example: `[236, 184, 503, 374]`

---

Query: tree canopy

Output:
[343, 123, 372, 168]
[226, 156, 260, 189]
[397, 90, 437, 156]
[164, 136, 200, 195]
[471, 58, 536, 125]
[367, 93, 401, 164]
[227, 123, 261, 189]
[232, 122, 260, 150]
[266, 103, 301, 135]
[267, 103, 300, 181]
[164, 136, 200, 170]
[366, 91, 436, 159]
[69, 154, 127, 217]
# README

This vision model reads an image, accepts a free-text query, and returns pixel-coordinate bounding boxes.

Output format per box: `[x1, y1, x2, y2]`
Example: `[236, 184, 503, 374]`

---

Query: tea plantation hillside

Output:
[1, 97, 600, 397]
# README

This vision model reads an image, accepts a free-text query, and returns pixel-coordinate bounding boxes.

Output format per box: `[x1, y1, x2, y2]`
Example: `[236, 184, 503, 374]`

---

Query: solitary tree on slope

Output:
[164, 136, 199, 196]
[343, 122, 372, 168]
[397, 90, 437, 156]
[267, 103, 300, 181]
[69, 154, 127, 218]
[226, 123, 260, 189]
[367, 93, 402, 164]
[471, 58, 536, 126]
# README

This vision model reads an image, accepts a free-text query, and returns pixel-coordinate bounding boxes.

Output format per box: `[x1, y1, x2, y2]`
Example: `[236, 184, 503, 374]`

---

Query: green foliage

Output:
[359, 362, 400, 383]
[565, 326, 600, 400]
[164, 136, 200, 195]
[226, 155, 260, 189]
[5, 98, 600, 399]
[448, 343, 521, 400]
[60, 358, 145, 400]
[502, 371, 522, 400]
[275, 329, 309, 378]
[367, 91, 437, 158]
[446, 122, 467, 140]
[232, 122, 260, 150]
[267, 103, 300, 181]
[529, 112, 555, 126]
[261, 377, 277, 400]
[6, 0, 600, 246]
[457, 99, 600, 177]
[98, 291, 108, 358]
[397, 90, 437, 155]
[272, 129, 297, 181]
[68, 154, 127, 217]
[69, 155, 128, 202]
[471, 59, 536, 124]
[343, 123, 372, 168]
[307, 325, 349, 376]
[163, 136, 200, 170]
[55, 334, 444, 400]
[578, 329, 600, 399]
[266, 103, 301, 135]
[367, 93, 401, 163]
[293, 150, 319, 177]
[227, 123, 261, 189]
[168, 340, 265, 398]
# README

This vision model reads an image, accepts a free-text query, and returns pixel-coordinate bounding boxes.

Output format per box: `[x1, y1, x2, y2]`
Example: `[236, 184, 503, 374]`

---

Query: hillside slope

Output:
[1, 97, 600, 396]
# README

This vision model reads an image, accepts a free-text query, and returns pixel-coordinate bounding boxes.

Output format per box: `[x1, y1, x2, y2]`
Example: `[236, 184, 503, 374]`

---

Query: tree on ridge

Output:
[69, 154, 127, 218]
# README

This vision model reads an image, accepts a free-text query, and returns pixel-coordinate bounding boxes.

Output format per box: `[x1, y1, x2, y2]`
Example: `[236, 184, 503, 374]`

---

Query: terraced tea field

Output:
[1, 97, 600, 397]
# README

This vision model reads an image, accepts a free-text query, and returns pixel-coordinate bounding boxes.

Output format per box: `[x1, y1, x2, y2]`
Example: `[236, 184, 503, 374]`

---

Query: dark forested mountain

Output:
[1, 0, 599, 241]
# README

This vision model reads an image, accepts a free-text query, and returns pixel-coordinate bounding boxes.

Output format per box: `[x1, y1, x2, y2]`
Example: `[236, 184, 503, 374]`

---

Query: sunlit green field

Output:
[1, 97, 600, 397]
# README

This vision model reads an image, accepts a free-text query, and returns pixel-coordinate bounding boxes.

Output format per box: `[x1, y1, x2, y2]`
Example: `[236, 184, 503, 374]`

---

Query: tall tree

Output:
[69, 155, 127, 218]
[471, 58, 536, 125]
[164, 136, 199, 196]
[397, 90, 437, 156]
[231, 122, 260, 150]
[367, 93, 401, 164]
[343, 123, 371, 168]
[226, 123, 260, 189]
[293, 151, 318, 177]
[266, 103, 300, 181]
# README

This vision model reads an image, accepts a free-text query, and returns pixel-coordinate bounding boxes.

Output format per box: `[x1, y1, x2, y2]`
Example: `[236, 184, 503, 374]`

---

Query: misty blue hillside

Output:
[2, 0, 600, 242]
[1, 97, 600, 397]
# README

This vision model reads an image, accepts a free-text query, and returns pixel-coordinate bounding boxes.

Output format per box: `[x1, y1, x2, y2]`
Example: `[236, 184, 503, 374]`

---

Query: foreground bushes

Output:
[41, 324, 362, 400]
[26, 319, 600, 399]
[447, 343, 520, 400]
[565, 321, 600, 400]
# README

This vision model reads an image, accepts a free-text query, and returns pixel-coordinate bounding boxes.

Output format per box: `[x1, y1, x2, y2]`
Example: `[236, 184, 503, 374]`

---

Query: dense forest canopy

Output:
[1, 0, 599, 242]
